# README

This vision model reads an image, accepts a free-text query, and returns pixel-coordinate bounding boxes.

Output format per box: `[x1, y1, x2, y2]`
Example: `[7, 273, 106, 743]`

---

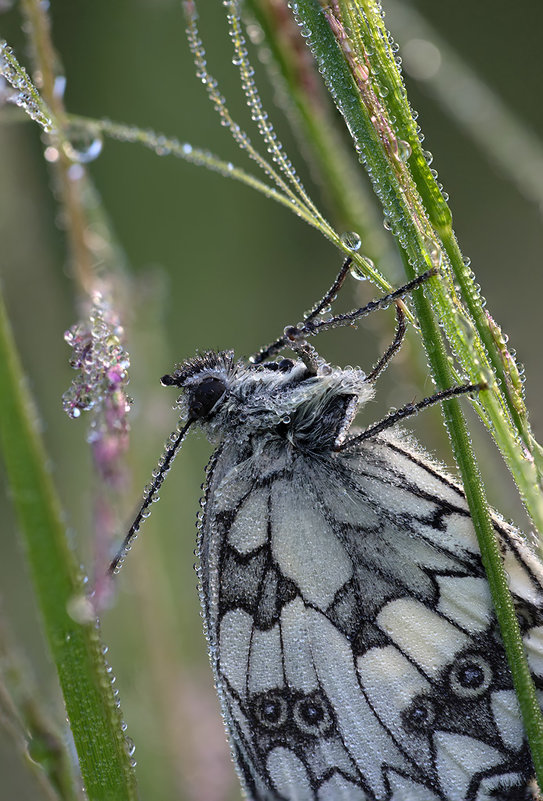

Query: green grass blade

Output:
[0, 289, 137, 801]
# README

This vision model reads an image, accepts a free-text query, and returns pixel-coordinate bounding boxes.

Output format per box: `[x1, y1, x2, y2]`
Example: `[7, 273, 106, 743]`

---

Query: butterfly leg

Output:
[302, 256, 353, 324]
[250, 260, 436, 365]
[250, 257, 353, 365]
[303, 268, 436, 338]
[337, 381, 486, 451]
[283, 336, 321, 375]
[366, 304, 407, 382]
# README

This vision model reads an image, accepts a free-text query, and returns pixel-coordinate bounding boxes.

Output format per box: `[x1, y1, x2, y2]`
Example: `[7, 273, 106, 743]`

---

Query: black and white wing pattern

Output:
[199, 430, 543, 801]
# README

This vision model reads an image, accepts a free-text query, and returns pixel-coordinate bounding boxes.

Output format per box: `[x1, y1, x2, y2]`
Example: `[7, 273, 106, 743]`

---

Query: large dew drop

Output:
[340, 231, 362, 252]
[63, 129, 103, 164]
[350, 257, 375, 281]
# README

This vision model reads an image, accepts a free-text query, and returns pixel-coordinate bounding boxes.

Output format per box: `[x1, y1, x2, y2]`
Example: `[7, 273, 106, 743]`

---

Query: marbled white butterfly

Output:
[111, 258, 543, 800]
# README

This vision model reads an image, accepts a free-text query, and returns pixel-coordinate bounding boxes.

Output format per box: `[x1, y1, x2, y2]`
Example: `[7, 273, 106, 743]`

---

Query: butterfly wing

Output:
[199, 432, 543, 801]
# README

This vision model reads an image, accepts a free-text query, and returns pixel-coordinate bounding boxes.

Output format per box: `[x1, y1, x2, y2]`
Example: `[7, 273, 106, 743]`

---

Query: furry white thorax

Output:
[173, 351, 373, 448]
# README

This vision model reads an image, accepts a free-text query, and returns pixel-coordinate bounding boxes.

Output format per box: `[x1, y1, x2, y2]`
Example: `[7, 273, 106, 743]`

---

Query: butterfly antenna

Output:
[108, 418, 194, 576]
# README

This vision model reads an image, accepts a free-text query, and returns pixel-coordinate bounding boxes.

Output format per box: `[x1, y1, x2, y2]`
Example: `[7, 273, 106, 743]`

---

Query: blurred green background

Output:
[1, 1, 543, 799]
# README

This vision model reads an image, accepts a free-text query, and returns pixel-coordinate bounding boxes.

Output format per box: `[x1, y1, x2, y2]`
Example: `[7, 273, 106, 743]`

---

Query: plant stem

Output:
[0, 290, 137, 800]
[20, 0, 95, 295]
[0, 616, 78, 801]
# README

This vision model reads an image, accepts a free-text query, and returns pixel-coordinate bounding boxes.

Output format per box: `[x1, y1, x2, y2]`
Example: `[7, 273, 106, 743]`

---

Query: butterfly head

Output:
[161, 350, 235, 423]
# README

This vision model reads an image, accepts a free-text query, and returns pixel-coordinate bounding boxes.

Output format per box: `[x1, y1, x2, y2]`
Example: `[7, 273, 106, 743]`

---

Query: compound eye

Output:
[189, 376, 227, 419]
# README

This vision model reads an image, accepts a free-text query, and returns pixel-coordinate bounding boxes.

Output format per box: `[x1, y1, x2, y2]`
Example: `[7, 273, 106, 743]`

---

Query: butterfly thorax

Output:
[162, 349, 373, 452]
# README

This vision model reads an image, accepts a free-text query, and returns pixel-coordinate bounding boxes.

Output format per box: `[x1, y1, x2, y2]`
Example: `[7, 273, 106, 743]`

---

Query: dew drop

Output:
[53, 74, 66, 99]
[44, 145, 59, 163]
[68, 163, 85, 182]
[125, 736, 136, 757]
[340, 231, 362, 252]
[63, 131, 103, 164]
[402, 38, 442, 81]
[67, 594, 95, 624]
[397, 139, 412, 161]
[349, 257, 373, 281]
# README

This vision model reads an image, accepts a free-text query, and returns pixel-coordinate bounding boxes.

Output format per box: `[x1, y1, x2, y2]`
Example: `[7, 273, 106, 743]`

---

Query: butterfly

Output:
[111, 258, 543, 800]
